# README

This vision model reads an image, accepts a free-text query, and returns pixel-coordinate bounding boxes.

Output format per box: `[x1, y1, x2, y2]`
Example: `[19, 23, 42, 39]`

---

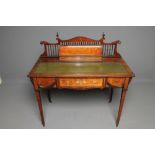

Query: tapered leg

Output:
[116, 88, 127, 127]
[47, 89, 52, 103]
[35, 90, 45, 126]
[109, 88, 113, 103]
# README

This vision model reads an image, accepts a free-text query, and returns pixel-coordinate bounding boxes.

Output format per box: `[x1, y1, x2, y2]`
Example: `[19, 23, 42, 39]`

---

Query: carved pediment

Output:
[56, 33, 105, 43]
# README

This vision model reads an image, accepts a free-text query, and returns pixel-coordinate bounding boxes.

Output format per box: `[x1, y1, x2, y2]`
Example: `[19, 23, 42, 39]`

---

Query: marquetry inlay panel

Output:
[59, 46, 102, 56]
[59, 78, 104, 88]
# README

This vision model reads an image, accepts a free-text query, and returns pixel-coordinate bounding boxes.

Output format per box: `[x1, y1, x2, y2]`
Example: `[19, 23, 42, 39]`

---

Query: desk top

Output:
[28, 58, 134, 78]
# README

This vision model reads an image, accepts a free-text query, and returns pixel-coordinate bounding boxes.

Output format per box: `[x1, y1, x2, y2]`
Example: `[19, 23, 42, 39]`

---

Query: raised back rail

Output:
[40, 34, 121, 58]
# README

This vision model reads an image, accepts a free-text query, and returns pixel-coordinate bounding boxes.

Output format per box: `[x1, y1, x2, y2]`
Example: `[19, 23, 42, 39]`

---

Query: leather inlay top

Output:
[34, 62, 128, 75]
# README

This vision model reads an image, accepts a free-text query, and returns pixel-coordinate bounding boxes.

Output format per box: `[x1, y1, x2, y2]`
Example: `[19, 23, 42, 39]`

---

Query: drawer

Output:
[59, 78, 104, 88]
[107, 78, 125, 87]
[36, 78, 55, 88]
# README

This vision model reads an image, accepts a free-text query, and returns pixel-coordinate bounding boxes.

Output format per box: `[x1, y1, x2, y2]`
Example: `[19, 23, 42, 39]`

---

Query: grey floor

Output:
[0, 78, 155, 129]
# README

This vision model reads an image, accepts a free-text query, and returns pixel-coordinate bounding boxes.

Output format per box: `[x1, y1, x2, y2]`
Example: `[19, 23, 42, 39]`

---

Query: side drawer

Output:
[36, 78, 55, 88]
[59, 78, 104, 88]
[107, 78, 125, 87]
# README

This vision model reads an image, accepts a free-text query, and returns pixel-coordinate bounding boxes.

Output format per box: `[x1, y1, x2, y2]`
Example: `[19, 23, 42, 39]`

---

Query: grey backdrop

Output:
[0, 26, 155, 82]
[0, 27, 155, 128]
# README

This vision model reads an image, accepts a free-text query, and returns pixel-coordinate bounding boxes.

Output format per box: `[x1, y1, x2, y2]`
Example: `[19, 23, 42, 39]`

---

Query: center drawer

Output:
[59, 78, 104, 88]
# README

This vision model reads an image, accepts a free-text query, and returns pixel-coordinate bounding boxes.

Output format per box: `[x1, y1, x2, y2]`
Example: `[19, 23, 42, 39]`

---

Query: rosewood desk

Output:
[28, 33, 134, 127]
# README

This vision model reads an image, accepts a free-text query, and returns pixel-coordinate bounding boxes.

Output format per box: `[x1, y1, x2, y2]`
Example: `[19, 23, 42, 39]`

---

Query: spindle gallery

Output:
[28, 33, 134, 127]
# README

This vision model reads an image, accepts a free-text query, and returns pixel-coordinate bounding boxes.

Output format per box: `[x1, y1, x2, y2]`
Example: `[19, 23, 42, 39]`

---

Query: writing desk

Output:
[28, 33, 134, 127]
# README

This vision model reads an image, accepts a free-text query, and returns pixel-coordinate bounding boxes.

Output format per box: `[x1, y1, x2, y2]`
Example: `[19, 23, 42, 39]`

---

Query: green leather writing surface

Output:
[34, 62, 128, 75]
